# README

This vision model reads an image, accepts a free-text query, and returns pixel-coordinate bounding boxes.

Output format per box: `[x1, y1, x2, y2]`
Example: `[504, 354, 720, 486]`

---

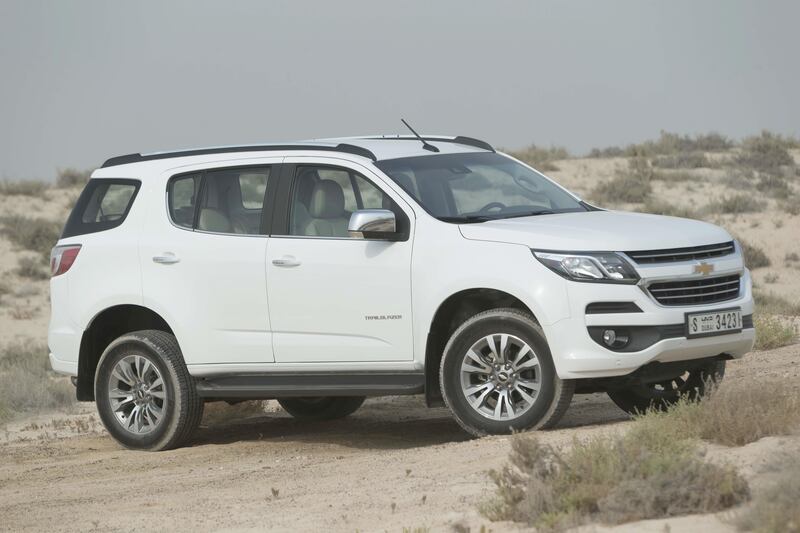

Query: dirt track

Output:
[2, 344, 799, 533]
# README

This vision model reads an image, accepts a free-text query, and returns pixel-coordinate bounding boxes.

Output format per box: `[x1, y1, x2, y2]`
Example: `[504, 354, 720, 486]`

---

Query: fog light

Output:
[602, 329, 629, 349]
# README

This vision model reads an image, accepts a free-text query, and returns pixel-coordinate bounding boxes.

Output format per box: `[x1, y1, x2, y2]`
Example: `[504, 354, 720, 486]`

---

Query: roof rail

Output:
[450, 136, 495, 152]
[100, 143, 377, 168]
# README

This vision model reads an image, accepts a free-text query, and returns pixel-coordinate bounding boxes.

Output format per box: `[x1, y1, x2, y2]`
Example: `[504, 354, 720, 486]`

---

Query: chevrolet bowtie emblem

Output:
[694, 262, 715, 276]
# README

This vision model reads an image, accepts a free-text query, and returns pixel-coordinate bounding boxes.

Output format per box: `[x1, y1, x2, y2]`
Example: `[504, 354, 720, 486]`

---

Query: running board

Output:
[195, 372, 425, 399]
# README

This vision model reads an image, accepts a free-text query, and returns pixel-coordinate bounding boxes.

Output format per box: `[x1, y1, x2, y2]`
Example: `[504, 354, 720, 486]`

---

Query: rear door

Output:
[140, 160, 281, 365]
[266, 158, 415, 363]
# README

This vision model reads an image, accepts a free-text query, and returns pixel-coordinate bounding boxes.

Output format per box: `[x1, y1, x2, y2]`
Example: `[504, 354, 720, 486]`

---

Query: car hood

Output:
[458, 211, 732, 251]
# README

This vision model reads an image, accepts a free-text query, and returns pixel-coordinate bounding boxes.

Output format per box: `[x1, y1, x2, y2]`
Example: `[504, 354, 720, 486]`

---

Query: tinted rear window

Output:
[62, 178, 141, 238]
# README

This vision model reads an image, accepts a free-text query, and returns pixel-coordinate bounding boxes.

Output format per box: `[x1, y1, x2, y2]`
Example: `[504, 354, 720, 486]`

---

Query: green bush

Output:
[0, 180, 50, 197]
[0, 215, 61, 261]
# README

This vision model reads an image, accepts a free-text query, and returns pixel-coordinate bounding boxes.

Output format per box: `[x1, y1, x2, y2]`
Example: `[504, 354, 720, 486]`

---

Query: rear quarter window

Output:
[62, 178, 141, 238]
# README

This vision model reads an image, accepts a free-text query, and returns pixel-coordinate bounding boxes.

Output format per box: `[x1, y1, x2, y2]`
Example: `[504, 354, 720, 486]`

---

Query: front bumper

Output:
[545, 268, 755, 379]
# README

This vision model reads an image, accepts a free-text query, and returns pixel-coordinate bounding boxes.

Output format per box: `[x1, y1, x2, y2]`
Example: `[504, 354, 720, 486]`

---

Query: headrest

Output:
[309, 179, 346, 219]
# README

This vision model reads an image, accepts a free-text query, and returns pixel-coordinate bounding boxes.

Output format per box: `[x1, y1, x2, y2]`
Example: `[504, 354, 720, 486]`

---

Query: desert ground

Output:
[1, 132, 799, 532]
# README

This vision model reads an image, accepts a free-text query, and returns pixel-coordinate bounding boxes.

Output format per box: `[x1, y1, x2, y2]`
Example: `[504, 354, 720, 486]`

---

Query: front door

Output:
[140, 161, 279, 365]
[266, 160, 414, 363]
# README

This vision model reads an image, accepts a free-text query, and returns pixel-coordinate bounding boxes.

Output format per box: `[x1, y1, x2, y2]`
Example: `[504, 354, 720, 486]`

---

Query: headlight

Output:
[532, 250, 639, 284]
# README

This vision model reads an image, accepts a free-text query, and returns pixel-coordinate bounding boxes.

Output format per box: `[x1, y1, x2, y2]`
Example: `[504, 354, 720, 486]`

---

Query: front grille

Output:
[626, 241, 735, 264]
[647, 274, 741, 306]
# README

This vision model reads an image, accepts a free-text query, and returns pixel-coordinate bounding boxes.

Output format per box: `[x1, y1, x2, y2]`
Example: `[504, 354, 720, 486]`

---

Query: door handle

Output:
[152, 253, 180, 265]
[272, 256, 301, 268]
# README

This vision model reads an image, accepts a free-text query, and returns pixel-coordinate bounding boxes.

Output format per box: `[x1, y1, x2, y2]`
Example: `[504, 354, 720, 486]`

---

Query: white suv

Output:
[48, 135, 755, 450]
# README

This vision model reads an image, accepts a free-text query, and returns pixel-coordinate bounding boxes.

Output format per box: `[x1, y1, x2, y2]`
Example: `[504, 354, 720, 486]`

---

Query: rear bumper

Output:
[49, 351, 78, 377]
[545, 269, 755, 379]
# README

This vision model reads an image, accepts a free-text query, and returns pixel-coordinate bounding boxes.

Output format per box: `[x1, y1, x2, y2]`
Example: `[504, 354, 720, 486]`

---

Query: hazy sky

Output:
[1, 0, 798, 180]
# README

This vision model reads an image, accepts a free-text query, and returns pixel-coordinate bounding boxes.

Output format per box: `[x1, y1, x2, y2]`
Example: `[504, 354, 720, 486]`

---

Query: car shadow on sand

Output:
[189, 393, 630, 450]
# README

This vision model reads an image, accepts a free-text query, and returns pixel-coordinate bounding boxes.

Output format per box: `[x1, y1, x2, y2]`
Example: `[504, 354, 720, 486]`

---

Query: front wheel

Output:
[440, 308, 574, 436]
[607, 359, 726, 414]
[94, 330, 204, 451]
[278, 396, 365, 420]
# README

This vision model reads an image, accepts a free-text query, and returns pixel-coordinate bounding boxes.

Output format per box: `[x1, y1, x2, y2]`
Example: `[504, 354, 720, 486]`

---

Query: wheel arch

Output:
[424, 288, 537, 407]
[76, 304, 174, 401]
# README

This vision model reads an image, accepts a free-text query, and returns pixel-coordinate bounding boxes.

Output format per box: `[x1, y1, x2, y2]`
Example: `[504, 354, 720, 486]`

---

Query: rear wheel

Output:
[607, 359, 726, 414]
[278, 396, 365, 420]
[440, 308, 574, 436]
[94, 330, 203, 451]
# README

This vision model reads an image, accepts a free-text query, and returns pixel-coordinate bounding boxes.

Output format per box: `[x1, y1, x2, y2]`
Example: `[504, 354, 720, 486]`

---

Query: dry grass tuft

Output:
[705, 194, 766, 215]
[640, 198, 698, 219]
[634, 379, 800, 447]
[651, 151, 711, 169]
[55, 168, 92, 188]
[737, 131, 797, 173]
[736, 458, 800, 533]
[591, 158, 653, 204]
[0, 180, 50, 197]
[739, 240, 771, 269]
[754, 290, 800, 316]
[0, 215, 61, 261]
[589, 131, 733, 159]
[753, 315, 797, 350]
[507, 145, 570, 172]
[15, 256, 49, 280]
[0, 342, 75, 424]
[482, 430, 748, 530]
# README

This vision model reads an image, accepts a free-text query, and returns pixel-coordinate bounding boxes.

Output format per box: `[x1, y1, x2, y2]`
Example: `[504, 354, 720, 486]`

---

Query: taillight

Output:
[50, 245, 81, 277]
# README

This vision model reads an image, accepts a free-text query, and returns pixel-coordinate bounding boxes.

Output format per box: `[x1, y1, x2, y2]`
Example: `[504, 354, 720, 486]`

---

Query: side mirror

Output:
[348, 209, 397, 240]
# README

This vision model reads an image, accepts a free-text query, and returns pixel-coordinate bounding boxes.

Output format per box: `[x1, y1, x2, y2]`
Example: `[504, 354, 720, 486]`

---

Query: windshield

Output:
[374, 152, 587, 223]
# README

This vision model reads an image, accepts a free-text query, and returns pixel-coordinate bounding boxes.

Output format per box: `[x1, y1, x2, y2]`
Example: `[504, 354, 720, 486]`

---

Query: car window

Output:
[289, 165, 394, 238]
[61, 179, 141, 238]
[168, 167, 271, 235]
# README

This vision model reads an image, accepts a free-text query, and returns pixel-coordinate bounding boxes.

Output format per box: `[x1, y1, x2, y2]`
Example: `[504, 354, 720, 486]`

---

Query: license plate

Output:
[686, 308, 742, 338]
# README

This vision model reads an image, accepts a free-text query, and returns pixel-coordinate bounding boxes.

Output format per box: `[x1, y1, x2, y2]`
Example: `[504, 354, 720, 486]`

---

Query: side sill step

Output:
[195, 372, 425, 399]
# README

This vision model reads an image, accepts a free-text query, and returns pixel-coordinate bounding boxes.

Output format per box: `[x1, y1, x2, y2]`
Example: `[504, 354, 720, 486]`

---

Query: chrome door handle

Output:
[152, 253, 180, 265]
[272, 256, 301, 267]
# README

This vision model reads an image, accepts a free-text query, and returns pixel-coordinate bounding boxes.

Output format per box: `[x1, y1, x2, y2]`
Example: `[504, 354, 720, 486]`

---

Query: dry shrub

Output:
[591, 158, 653, 204]
[753, 315, 797, 350]
[0, 215, 61, 261]
[0, 342, 75, 423]
[634, 379, 800, 447]
[0, 180, 50, 197]
[736, 458, 800, 533]
[482, 430, 748, 530]
[652, 152, 711, 169]
[739, 240, 771, 269]
[754, 290, 800, 316]
[705, 194, 766, 214]
[507, 145, 570, 172]
[15, 255, 49, 280]
[55, 168, 92, 188]
[756, 174, 793, 198]
[640, 198, 698, 219]
[590, 131, 733, 159]
[737, 131, 797, 173]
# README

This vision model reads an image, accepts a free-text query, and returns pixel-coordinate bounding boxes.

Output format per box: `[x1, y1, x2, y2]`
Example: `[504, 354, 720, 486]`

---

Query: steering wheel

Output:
[478, 201, 507, 213]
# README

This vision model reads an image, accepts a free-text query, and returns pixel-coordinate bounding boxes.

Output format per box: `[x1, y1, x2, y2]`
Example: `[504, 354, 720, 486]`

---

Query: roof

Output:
[99, 135, 495, 169]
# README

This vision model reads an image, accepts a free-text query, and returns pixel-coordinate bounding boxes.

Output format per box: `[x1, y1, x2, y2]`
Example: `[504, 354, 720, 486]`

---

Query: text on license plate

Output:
[686, 308, 742, 338]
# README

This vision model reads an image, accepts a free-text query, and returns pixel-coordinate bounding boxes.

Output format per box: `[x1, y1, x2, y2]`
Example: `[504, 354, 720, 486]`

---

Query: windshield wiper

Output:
[438, 215, 496, 224]
[497, 210, 556, 220]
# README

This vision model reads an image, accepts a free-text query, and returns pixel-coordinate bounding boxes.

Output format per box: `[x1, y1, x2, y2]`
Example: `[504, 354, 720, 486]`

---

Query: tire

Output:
[94, 330, 204, 451]
[440, 308, 574, 436]
[607, 359, 726, 415]
[278, 396, 365, 421]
